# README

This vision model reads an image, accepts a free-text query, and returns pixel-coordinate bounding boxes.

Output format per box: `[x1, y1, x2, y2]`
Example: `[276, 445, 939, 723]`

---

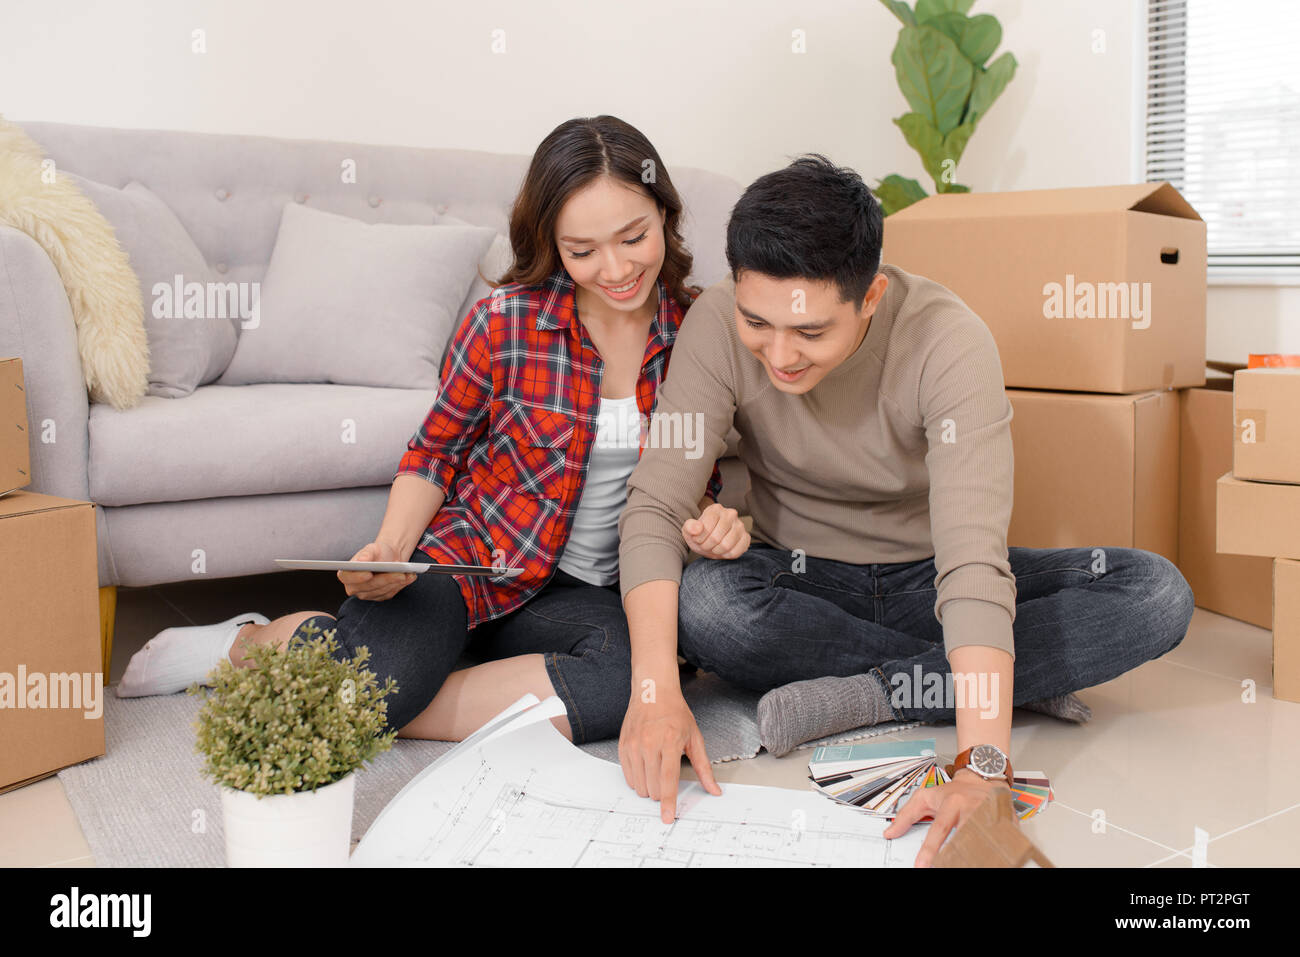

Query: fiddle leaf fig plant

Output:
[873, 0, 1018, 215]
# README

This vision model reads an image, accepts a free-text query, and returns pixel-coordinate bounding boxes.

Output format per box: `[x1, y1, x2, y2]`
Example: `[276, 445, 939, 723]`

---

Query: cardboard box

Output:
[1216, 473, 1300, 561]
[1233, 368, 1300, 484]
[0, 490, 104, 793]
[1178, 384, 1273, 627]
[1, 357, 30, 496]
[882, 183, 1207, 394]
[1275, 559, 1300, 703]
[1006, 388, 1179, 562]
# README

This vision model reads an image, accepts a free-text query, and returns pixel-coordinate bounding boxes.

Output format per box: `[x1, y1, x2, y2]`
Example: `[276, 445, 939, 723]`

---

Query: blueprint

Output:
[351, 696, 927, 868]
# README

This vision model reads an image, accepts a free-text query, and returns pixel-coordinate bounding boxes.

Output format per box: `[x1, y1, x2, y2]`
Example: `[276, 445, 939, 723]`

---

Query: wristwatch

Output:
[945, 744, 1013, 788]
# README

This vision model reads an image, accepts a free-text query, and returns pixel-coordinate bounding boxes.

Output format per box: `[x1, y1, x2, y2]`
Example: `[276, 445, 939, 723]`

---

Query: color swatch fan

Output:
[808, 739, 946, 818]
[807, 740, 1053, 821]
[1008, 772, 1054, 821]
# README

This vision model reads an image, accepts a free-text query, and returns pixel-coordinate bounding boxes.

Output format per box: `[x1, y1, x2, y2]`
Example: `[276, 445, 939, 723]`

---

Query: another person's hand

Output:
[883, 769, 1014, 867]
[619, 689, 722, 823]
[682, 502, 749, 560]
[338, 540, 417, 601]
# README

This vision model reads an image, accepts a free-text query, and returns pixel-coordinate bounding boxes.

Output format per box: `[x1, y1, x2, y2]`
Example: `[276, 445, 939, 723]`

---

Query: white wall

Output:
[1, 0, 1291, 361]
[1207, 284, 1300, 361]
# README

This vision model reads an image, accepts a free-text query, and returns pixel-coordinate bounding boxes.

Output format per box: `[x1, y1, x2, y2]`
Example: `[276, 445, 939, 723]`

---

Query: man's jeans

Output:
[677, 543, 1195, 723]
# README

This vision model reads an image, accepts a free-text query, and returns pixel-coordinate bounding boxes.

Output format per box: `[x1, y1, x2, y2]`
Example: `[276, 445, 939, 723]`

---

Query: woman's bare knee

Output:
[230, 610, 335, 665]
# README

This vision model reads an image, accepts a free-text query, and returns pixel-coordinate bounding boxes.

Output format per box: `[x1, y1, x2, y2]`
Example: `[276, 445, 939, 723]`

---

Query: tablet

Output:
[274, 559, 524, 578]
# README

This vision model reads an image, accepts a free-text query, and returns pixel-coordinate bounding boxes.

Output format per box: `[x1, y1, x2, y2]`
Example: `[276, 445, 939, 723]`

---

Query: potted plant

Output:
[874, 0, 1018, 214]
[190, 624, 397, 867]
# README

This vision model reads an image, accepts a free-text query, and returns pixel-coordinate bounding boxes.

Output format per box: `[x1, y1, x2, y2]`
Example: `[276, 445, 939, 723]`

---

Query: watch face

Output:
[971, 744, 1006, 777]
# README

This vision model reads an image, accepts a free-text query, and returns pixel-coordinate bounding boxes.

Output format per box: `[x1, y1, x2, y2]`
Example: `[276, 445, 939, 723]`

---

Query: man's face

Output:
[734, 270, 888, 395]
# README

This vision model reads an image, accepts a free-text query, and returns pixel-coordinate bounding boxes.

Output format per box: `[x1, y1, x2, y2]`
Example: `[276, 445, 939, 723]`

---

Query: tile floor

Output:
[2, 570, 1296, 867]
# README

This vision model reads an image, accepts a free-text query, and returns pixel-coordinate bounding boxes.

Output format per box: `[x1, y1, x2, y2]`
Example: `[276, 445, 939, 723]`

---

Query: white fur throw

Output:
[0, 116, 149, 409]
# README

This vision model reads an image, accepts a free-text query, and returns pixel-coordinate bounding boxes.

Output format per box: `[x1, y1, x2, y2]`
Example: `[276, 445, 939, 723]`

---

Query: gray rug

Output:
[58, 674, 918, 867]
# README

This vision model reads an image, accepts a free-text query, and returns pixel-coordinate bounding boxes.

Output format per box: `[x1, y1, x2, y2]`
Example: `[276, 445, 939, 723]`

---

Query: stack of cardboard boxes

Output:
[883, 183, 1206, 569]
[0, 356, 105, 792]
[883, 183, 1285, 699]
[1178, 375, 1272, 629]
[1216, 367, 1300, 702]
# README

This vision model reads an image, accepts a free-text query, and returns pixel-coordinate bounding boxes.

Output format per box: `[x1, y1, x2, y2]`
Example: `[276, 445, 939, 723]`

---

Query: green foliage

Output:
[879, 0, 916, 26]
[915, 0, 974, 20]
[874, 174, 930, 213]
[190, 623, 398, 797]
[892, 25, 972, 136]
[873, 0, 1018, 215]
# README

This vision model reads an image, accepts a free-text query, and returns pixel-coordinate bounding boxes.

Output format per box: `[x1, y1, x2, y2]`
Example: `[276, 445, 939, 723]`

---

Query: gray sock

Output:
[757, 672, 896, 758]
[1019, 692, 1092, 723]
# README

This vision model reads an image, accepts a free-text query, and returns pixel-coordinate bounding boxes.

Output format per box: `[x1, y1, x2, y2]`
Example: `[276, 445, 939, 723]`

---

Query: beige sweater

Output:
[618, 264, 1018, 658]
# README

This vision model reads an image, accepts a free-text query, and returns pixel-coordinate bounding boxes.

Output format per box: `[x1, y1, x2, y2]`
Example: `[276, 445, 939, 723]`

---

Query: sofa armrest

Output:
[0, 226, 91, 501]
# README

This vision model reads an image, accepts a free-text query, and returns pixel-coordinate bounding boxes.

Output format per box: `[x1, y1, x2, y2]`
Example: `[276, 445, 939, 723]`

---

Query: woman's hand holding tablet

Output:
[276, 541, 521, 603]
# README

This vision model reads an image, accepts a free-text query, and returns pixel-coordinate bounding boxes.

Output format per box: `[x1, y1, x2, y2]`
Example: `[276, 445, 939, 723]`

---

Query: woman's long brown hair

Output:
[491, 115, 698, 308]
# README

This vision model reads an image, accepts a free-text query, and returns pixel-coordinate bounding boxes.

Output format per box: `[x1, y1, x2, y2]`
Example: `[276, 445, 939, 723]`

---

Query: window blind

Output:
[1145, 0, 1300, 272]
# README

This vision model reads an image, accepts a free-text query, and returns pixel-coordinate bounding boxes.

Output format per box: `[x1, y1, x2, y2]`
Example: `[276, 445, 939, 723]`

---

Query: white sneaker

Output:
[115, 612, 270, 698]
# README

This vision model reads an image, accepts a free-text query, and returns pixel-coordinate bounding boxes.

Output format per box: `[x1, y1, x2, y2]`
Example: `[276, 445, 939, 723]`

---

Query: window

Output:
[1145, 0, 1300, 278]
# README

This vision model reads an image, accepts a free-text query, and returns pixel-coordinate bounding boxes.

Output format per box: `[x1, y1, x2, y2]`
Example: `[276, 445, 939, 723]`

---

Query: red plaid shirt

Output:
[394, 268, 724, 628]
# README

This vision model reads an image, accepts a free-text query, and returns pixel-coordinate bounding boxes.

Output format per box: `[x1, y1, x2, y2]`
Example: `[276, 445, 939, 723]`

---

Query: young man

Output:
[616, 155, 1194, 865]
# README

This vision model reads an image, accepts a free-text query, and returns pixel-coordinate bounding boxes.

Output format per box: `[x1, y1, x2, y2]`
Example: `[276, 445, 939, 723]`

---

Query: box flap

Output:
[888, 182, 1202, 222]
[1238, 367, 1300, 379]
[1126, 182, 1202, 220]
[0, 489, 91, 519]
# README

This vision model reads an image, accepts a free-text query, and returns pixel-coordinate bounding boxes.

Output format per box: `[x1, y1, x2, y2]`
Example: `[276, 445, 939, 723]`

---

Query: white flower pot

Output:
[220, 771, 356, 867]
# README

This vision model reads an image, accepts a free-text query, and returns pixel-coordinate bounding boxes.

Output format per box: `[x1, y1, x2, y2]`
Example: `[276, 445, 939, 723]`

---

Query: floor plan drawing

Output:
[352, 696, 926, 868]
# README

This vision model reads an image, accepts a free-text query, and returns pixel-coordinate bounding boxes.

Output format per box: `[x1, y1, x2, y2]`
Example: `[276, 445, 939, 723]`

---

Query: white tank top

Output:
[557, 395, 642, 586]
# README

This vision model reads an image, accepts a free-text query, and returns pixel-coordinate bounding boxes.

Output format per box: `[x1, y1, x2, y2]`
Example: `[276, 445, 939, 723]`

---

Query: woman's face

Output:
[554, 175, 666, 317]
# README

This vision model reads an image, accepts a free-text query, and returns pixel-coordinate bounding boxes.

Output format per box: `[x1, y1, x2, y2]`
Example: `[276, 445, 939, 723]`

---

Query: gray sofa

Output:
[1, 121, 749, 591]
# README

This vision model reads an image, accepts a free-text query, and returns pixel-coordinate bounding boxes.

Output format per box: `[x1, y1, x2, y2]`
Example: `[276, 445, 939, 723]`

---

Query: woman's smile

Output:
[598, 270, 645, 300]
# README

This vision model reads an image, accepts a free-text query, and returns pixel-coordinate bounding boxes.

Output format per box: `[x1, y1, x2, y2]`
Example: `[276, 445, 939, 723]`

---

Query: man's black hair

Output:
[725, 153, 883, 309]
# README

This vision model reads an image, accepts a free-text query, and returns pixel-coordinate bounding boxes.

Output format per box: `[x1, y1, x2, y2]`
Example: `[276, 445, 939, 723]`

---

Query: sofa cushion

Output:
[435, 212, 514, 318]
[433, 214, 513, 371]
[68, 174, 236, 398]
[217, 203, 495, 389]
[89, 383, 437, 506]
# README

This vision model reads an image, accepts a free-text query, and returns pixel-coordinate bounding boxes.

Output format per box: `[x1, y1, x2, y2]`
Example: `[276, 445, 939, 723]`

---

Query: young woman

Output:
[116, 115, 749, 745]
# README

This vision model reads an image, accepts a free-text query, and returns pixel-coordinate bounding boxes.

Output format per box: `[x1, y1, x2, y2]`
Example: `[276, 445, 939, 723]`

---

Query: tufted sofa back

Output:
[19, 121, 742, 291]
